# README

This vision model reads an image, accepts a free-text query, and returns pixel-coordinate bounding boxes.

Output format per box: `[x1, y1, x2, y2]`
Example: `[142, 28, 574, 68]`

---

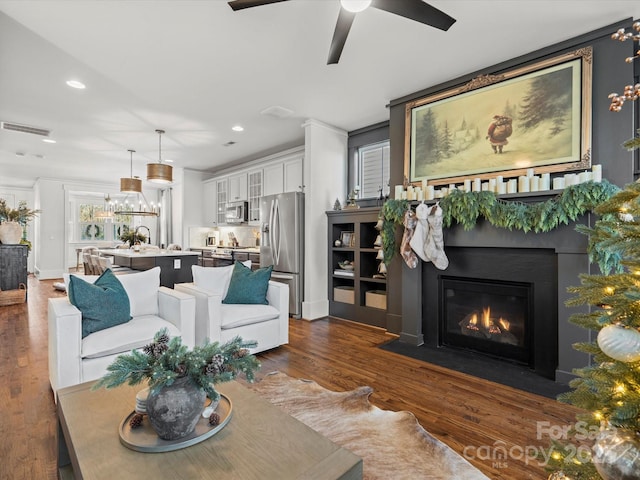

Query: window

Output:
[357, 140, 390, 199]
[77, 202, 128, 243]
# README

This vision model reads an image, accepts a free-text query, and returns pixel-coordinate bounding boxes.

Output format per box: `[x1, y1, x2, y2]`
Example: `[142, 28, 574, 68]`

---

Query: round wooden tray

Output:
[119, 393, 232, 453]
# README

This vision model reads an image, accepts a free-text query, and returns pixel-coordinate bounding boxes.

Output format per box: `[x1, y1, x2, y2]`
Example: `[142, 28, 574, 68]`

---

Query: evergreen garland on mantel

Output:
[381, 180, 620, 264]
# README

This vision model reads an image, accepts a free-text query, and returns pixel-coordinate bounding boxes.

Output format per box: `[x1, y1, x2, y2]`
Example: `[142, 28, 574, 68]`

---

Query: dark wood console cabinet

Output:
[0, 244, 28, 299]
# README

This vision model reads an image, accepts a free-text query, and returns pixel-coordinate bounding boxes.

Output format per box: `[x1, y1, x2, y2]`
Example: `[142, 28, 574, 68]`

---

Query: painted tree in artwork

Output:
[415, 108, 439, 166]
[545, 24, 640, 480]
[439, 120, 453, 158]
[519, 67, 573, 133]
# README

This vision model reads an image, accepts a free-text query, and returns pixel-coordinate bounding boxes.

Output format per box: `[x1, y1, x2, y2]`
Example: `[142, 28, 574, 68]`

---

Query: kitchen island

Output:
[100, 249, 199, 288]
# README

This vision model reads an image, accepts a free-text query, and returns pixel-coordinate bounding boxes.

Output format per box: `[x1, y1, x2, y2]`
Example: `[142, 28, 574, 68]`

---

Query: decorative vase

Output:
[145, 377, 206, 440]
[0, 222, 23, 245]
[592, 426, 640, 480]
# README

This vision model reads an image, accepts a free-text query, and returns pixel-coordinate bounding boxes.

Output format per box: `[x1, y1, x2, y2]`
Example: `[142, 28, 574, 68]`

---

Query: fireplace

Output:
[424, 247, 558, 379]
[441, 277, 532, 366]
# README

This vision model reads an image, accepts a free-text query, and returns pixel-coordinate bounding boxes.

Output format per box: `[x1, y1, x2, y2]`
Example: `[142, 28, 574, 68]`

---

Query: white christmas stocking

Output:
[400, 209, 419, 269]
[424, 204, 449, 270]
[409, 203, 430, 262]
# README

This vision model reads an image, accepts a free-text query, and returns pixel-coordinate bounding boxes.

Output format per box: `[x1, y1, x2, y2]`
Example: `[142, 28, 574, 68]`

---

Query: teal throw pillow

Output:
[222, 262, 273, 305]
[68, 269, 132, 338]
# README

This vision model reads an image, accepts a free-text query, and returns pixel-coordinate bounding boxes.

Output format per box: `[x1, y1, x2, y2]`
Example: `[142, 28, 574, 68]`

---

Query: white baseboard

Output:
[301, 299, 328, 320]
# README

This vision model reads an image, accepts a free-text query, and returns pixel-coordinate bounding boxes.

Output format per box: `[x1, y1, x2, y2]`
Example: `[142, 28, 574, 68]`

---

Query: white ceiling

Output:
[1, 0, 639, 189]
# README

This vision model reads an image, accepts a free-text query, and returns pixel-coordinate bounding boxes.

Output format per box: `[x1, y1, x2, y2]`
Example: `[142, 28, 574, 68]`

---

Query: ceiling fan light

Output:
[147, 163, 173, 184]
[340, 0, 371, 13]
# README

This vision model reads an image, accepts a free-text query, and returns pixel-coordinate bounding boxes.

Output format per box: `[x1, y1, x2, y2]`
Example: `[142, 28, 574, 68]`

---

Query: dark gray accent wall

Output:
[385, 19, 638, 381]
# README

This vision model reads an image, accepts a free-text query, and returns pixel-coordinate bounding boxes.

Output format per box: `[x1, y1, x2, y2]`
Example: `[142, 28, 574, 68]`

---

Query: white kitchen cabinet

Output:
[203, 180, 217, 225]
[284, 156, 303, 193]
[247, 169, 262, 224]
[216, 178, 228, 225]
[228, 172, 248, 202]
[263, 163, 284, 196]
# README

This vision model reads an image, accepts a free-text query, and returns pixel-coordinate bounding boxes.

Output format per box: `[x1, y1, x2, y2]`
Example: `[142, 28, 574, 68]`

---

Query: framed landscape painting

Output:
[404, 47, 592, 186]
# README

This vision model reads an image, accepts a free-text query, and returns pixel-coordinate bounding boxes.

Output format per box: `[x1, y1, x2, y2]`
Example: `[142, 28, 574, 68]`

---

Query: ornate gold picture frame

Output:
[405, 47, 592, 186]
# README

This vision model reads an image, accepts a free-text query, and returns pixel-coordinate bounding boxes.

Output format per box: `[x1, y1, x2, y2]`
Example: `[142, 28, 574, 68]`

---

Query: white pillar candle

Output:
[449, 184, 456, 192]
[481, 182, 489, 191]
[488, 178, 497, 192]
[553, 177, 565, 190]
[395, 185, 403, 199]
[497, 182, 507, 195]
[473, 178, 482, 192]
[417, 188, 424, 201]
[464, 179, 471, 192]
[529, 176, 540, 192]
[421, 179, 428, 190]
[507, 179, 518, 194]
[564, 173, 577, 186]
[526, 168, 535, 178]
[578, 171, 588, 183]
[407, 187, 415, 201]
[426, 186, 435, 200]
[592, 164, 602, 182]
[401, 190, 407, 200]
[540, 173, 550, 191]
[518, 176, 530, 193]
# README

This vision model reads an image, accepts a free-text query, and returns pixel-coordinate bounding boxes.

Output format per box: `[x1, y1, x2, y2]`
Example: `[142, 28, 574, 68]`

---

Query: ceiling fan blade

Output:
[327, 8, 356, 65]
[371, 0, 456, 31]
[228, 0, 289, 11]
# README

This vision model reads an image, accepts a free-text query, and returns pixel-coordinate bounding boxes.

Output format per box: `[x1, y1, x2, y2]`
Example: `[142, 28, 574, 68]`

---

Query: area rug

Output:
[248, 371, 489, 480]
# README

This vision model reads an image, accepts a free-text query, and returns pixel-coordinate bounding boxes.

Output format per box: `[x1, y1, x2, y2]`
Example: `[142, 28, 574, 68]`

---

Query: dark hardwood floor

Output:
[0, 275, 580, 479]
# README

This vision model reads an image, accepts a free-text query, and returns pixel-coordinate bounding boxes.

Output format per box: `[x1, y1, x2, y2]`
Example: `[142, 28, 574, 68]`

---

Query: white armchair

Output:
[175, 266, 289, 353]
[48, 267, 196, 396]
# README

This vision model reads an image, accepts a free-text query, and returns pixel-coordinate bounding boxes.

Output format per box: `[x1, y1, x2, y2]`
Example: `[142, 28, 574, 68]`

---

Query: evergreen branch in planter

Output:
[380, 180, 619, 264]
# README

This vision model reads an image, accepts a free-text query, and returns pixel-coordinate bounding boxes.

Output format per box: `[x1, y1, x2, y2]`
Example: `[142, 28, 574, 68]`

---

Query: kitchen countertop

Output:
[192, 247, 260, 254]
[100, 248, 200, 258]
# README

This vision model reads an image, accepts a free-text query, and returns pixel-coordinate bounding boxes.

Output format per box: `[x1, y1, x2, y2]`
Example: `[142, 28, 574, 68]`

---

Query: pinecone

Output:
[208, 412, 220, 427]
[157, 332, 170, 345]
[232, 348, 249, 359]
[129, 413, 144, 429]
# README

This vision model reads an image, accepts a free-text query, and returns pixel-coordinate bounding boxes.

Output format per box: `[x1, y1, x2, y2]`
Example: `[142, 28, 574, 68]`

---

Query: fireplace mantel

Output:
[398, 214, 594, 383]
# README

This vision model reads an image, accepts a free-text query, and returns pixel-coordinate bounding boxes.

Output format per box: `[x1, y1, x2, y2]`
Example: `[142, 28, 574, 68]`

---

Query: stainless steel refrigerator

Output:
[260, 191, 304, 318]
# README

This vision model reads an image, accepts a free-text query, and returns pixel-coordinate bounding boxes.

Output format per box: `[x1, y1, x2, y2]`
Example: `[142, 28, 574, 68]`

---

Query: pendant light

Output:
[147, 129, 173, 184]
[120, 149, 142, 193]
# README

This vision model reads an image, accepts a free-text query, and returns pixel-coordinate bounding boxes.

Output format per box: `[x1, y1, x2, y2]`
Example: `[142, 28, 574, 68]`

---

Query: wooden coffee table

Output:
[57, 380, 362, 479]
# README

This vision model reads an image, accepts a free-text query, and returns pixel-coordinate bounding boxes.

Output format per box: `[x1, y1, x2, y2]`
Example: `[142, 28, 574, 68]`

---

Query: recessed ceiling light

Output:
[42, 138, 56, 143]
[66, 80, 86, 89]
[232, 125, 244, 132]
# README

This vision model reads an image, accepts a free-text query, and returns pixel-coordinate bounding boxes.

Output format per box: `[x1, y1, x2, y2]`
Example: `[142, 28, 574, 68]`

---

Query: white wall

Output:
[302, 119, 348, 320]
[182, 169, 206, 248]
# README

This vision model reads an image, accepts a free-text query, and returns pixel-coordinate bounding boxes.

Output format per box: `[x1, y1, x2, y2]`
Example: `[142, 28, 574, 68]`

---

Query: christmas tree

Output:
[546, 23, 640, 480]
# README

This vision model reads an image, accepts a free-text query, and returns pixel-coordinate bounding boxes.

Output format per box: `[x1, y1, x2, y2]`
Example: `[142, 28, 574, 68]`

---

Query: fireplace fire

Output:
[441, 277, 531, 366]
[459, 306, 519, 345]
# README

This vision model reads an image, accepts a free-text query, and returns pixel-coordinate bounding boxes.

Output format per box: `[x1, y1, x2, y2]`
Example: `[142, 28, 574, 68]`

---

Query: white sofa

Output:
[48, 267, 196, 396]
[175, 265, 289, 353]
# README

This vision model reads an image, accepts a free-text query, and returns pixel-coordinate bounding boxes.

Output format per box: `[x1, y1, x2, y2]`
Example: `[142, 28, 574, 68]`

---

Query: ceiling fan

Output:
[228, 0, 456, 64]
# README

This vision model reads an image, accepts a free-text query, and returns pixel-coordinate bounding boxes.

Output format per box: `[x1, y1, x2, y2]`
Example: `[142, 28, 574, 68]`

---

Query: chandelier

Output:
[147, 129, 173, 184]
[113, 192, 160, 217]
[94, 194, 115, 220]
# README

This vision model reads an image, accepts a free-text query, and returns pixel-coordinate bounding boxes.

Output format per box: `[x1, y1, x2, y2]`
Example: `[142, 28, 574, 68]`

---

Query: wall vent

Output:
[1, 121, 50, 137]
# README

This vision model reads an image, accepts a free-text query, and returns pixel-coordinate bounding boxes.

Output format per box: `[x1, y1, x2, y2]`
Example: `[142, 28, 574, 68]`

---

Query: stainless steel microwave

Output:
[225, 201, 248, 223]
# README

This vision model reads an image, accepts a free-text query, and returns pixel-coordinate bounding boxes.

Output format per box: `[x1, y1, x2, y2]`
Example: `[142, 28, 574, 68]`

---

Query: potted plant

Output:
[119, 230, 147, 246]
[0, 199, 40, 245]
[93, 329, 260, 440]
